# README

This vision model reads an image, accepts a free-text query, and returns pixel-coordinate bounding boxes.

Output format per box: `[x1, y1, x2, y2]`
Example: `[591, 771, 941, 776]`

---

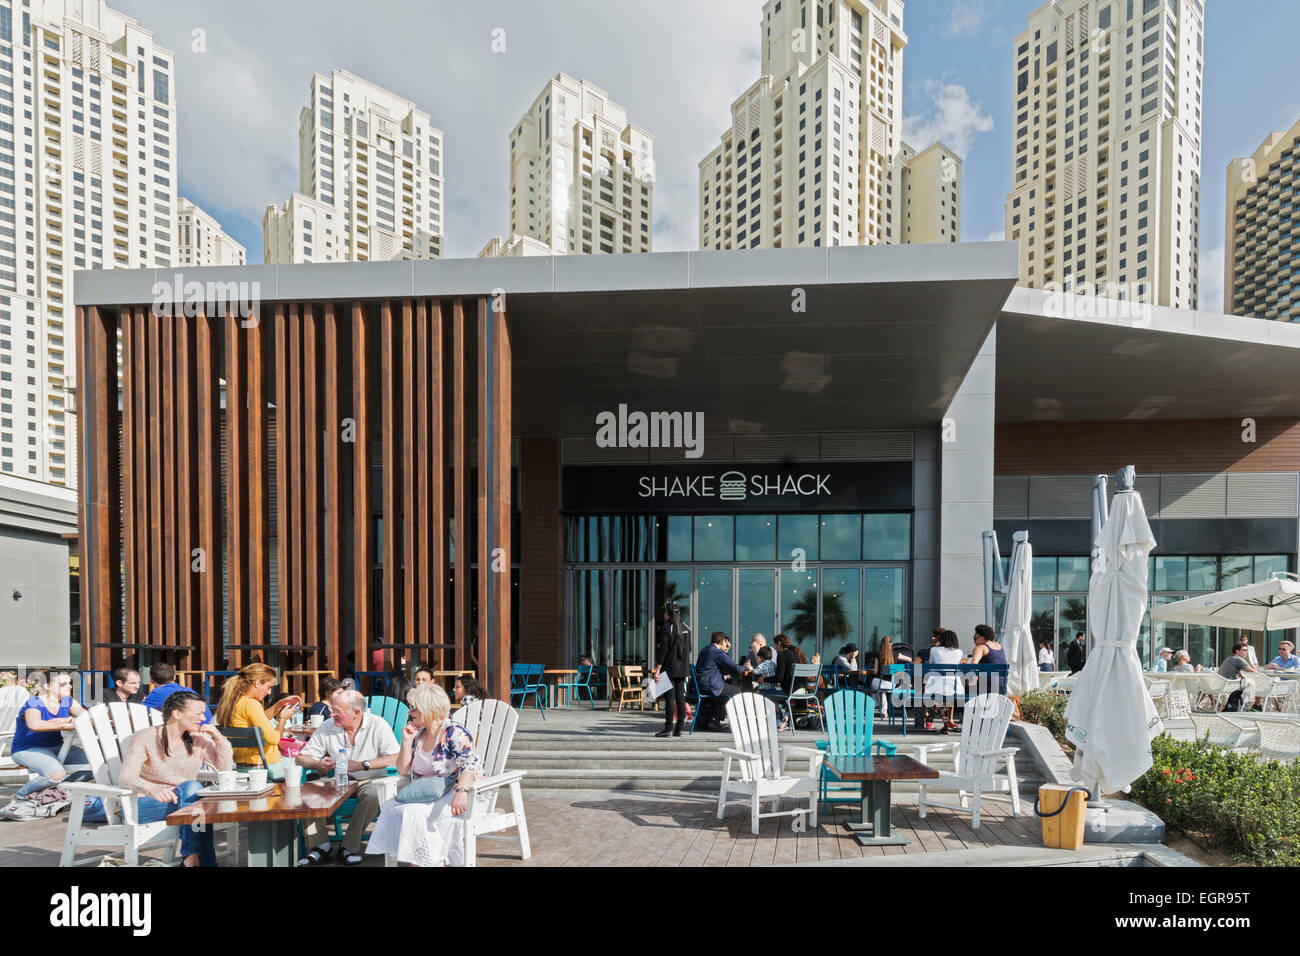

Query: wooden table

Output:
[167, 780, 357, 867]
[822, 754, 939, 847]
[544, 669, 578, 708]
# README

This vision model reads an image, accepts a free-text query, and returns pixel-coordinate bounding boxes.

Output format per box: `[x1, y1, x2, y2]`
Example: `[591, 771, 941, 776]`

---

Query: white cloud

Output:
[903, 82, 994, 158]
[942, 0, 990, 38]
[1198, 244, 1225, 313]
[985, 228, 1005, 242]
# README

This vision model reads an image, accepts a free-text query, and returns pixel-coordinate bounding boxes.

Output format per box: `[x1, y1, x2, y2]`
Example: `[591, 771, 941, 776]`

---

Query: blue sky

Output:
[117, 0, 1300, 311]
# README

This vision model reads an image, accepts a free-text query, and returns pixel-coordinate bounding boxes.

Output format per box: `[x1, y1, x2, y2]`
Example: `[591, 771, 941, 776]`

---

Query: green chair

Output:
[815, 691, 897, 811]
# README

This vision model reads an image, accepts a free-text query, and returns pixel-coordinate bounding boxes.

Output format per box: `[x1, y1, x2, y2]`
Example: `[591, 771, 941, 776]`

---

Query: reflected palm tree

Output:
[783, 589, 850, 657]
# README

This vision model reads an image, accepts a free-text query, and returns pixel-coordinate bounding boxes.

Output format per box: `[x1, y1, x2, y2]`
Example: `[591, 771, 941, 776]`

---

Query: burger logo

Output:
[719, 471, 747, 501]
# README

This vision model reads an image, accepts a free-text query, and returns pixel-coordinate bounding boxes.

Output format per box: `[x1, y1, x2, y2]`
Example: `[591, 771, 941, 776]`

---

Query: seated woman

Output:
[365, 683, 483, 867]
[308, 676, 342, 720]
[1170, 650, 1202, 673]
[922, 630, 964, 733]
[413, 667, 435, 686]
[452, 675, 488, 710]
[4, 671, 90, 811]
[86, 691, 232, 866]
[832, 643, 862, 688]
[968, 624, 1008, 695]
[746, 646, 778, 694]
[214, 663, 300, 781]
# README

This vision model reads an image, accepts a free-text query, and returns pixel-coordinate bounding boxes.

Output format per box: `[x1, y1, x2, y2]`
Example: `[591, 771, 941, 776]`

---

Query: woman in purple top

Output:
[4, 671, 91, 804]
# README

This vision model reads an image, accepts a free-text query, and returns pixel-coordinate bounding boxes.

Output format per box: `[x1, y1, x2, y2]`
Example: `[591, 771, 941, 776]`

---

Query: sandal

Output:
[297, 844, 331, 867]
[340, 849, 365, 866]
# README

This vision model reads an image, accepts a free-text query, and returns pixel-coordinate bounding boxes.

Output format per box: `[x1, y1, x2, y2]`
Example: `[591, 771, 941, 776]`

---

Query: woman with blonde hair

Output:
[214, 663, 300, 778]
[365, 682, 483, 866]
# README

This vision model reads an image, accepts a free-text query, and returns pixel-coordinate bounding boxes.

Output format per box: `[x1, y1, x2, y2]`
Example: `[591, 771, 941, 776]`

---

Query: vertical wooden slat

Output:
[492, 301, 512, 700]
[428, 301, 445, 669]
[247, 310, 267, 652]
[402, 299, 416, 657]
[78, 307, 118, 669]
[323, 303, 342, 674]
[304, 304, 320, 661]
[132, 308, 150, 649]
[160, 312, 177, 653]
[195, 313, 222, 673]
[452, 298, 470, 673]
[175, 313, 195, 663]
[381, 300, 398, 662]
[415, 300, 431, 663]
[288, 305, 304, 653]
[351, 302, 371, 672]
[477, 299, 490, 691]
[274, 305, 291, 655]
[121, 311, 136, 648]
[225, 311, 246, 657]
[148, 312, 163, 653]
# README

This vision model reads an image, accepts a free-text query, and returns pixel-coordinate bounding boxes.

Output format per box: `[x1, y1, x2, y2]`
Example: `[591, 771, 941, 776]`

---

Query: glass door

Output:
[780, 568, 819, 661]
[737, 568, 778, 657]
[609, 569, 650, 667]
[694, 568, 735, 657]
[862, 567, 904, 655]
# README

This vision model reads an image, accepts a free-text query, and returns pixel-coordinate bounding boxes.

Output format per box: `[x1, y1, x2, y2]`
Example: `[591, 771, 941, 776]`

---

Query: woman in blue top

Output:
[969, 624, 1008, 695]
[5, 671, 90, 802]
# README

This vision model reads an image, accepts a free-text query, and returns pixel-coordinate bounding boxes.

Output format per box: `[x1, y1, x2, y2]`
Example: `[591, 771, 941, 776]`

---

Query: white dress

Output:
[364, 723, 482, 867]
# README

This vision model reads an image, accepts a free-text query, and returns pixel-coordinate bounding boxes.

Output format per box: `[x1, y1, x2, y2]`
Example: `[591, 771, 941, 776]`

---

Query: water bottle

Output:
[335, 746, 350, 788]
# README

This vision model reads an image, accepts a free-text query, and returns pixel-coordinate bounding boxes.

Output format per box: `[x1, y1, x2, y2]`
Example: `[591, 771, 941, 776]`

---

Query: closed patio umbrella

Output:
[1001, 535, 1039, 700]
[1064, 485, 1162, 795]
[1150, 574, 1300, 633]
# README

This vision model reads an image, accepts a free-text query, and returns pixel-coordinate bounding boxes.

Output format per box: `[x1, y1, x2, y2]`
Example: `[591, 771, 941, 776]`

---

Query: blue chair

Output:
[776, 663, 825, 733]
[556, 664, 595, 708]
[509, 664, 547, 719]
[352, 670, 389, 696]
[78, 670, 114, 704]
[815, 691, 897, 811]
[885, 663, 916, 735]
[819, 664, 842, 696]
[685, 662, 720, 735]
[204, 670, 237, 702]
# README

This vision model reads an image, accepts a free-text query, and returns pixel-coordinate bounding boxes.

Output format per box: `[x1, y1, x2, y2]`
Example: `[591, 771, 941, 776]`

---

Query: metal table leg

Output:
[842, 779, 911, 847]
[246, 818, 299, 867]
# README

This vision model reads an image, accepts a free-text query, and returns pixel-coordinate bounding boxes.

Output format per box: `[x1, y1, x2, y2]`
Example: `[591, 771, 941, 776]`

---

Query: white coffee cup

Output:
[247, 767, 268, 790]
[310, 714, 324, 728]
[283, 761, 304, 788]
[216, 770, 238, 791]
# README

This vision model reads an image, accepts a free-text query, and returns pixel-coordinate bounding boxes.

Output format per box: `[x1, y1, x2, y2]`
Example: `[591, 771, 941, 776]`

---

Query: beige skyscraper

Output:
[899, 141, 962, 243]
[1225, 117, 1300, 322]
[1005, 0, 1205, 308]
[0, 0, 177, 486]
[483, 74, 653, 257]
[699, 0, 966, 251]
[177, 197, 245, 267]
[264, 70, 443, 264]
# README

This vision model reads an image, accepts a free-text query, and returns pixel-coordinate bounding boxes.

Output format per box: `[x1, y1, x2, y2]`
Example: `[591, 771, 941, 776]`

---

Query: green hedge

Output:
[1130, 735, 1300, 866]
[1017, 689, 1072, 752]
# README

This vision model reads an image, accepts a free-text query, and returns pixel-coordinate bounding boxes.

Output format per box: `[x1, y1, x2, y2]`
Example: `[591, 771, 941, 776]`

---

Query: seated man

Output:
[1216, 645, 1257, 711]
[141, 663, 212, 724]
[1266, 641, 1300, 672]
[295, 689, 400, 866]
[1152, 647, 1174, 673]
[695, 632, 746, 731]
[106, 666, 143, 705]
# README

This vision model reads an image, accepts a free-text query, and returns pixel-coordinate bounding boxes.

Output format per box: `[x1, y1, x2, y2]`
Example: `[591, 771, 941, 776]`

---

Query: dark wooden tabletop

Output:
[824, 754, 940, 782]
[166, 780, 358, 825]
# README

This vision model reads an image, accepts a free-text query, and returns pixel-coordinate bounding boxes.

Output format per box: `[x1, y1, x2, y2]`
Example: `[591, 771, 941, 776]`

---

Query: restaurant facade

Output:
[71, 245, 1300, 696]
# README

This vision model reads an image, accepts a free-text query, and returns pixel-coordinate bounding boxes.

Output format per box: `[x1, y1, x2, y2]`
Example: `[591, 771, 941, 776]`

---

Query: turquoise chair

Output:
[815, 691, 897, 811]
[365, 695, 409, 737]
[556, 664, 596, 708]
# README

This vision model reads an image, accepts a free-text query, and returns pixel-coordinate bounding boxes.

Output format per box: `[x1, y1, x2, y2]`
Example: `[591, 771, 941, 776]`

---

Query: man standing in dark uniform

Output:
[653, 602, 692, 738]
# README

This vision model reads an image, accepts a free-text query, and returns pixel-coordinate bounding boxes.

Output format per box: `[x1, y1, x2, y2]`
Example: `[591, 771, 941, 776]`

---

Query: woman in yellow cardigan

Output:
[214, 663, 301, 779]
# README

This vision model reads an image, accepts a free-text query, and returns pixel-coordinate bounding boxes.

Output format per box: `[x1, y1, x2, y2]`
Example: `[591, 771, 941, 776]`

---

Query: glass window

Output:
[738, 569, 777, 646]
[1154, 555, 1186, 591]
[864, 513, 911, 560]
[778, 514, 818, 562]
[666, 516, 692, 562]
[1187, 622, 1214, 672]
[695, 568, 735, 654]
[1031, 595, 1056, 663]
[780, 568, 819, 661]
[693, 516, 734, 563]
[863, 567, 904, 653]
[819, 514, 861, 561]
[1058, 596, 1087, 657]
[735, 515, 777, 561]
[1032, 557, 1058, 591]
[1057, 556, 1090, 591]
[1254, 555, 1288, 582]
[1218, 556, 1252, 591]
[1186, 556, 1217, 591]
[822, 568, 861, 659]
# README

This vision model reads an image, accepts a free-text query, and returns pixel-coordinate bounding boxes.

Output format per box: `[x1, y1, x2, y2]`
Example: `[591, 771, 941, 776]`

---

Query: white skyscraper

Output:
[1004, 0, 1204, 308]
[700, 0, 927, 250]
[0, 0, 177, 486]
[177, 197, 245, 267]
[264, 70, 443, 264]
[484, 74, 654, 257]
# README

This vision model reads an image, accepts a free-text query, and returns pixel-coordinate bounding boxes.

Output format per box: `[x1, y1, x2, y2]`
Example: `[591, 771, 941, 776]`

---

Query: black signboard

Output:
[561, 461, 912, 514]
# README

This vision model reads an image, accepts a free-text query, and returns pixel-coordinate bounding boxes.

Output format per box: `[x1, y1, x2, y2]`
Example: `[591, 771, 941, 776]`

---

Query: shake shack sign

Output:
[562, 461, 911, 514]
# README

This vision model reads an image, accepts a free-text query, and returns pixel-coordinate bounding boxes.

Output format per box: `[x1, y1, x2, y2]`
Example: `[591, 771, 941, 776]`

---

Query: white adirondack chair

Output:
[59, 702, 238, 866]
[913, 693, 1020, 829]
[381, 699, 530, 867]
[717, 693, 824, 835]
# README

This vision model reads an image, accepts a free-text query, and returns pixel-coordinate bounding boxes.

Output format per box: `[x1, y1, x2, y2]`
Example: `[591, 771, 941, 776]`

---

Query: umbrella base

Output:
[1081, 800, 1166, 844]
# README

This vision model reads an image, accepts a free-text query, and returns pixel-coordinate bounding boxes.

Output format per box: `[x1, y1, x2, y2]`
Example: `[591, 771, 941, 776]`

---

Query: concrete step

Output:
[514, 766, 1047, 793]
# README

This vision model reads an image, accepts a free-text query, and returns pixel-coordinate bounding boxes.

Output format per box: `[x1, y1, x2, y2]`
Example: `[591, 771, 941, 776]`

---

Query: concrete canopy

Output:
[74, 243, 1021, 438]
[996, 287, 1300, 422]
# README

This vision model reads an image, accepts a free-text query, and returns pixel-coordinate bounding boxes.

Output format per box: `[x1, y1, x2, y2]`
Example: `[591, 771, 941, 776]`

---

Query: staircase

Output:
[507, 709, 1046, 795]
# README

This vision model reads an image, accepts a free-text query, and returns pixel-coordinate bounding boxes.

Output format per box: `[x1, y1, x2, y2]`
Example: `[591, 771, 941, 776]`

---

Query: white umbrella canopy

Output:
[1001, 537, 1039, 698]
[1065, 488, 1162, 795]
[1149, 574, 1300, 632]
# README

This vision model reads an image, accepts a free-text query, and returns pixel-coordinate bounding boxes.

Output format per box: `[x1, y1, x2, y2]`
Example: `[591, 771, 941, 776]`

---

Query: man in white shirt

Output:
[295, 689, 400, 866]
